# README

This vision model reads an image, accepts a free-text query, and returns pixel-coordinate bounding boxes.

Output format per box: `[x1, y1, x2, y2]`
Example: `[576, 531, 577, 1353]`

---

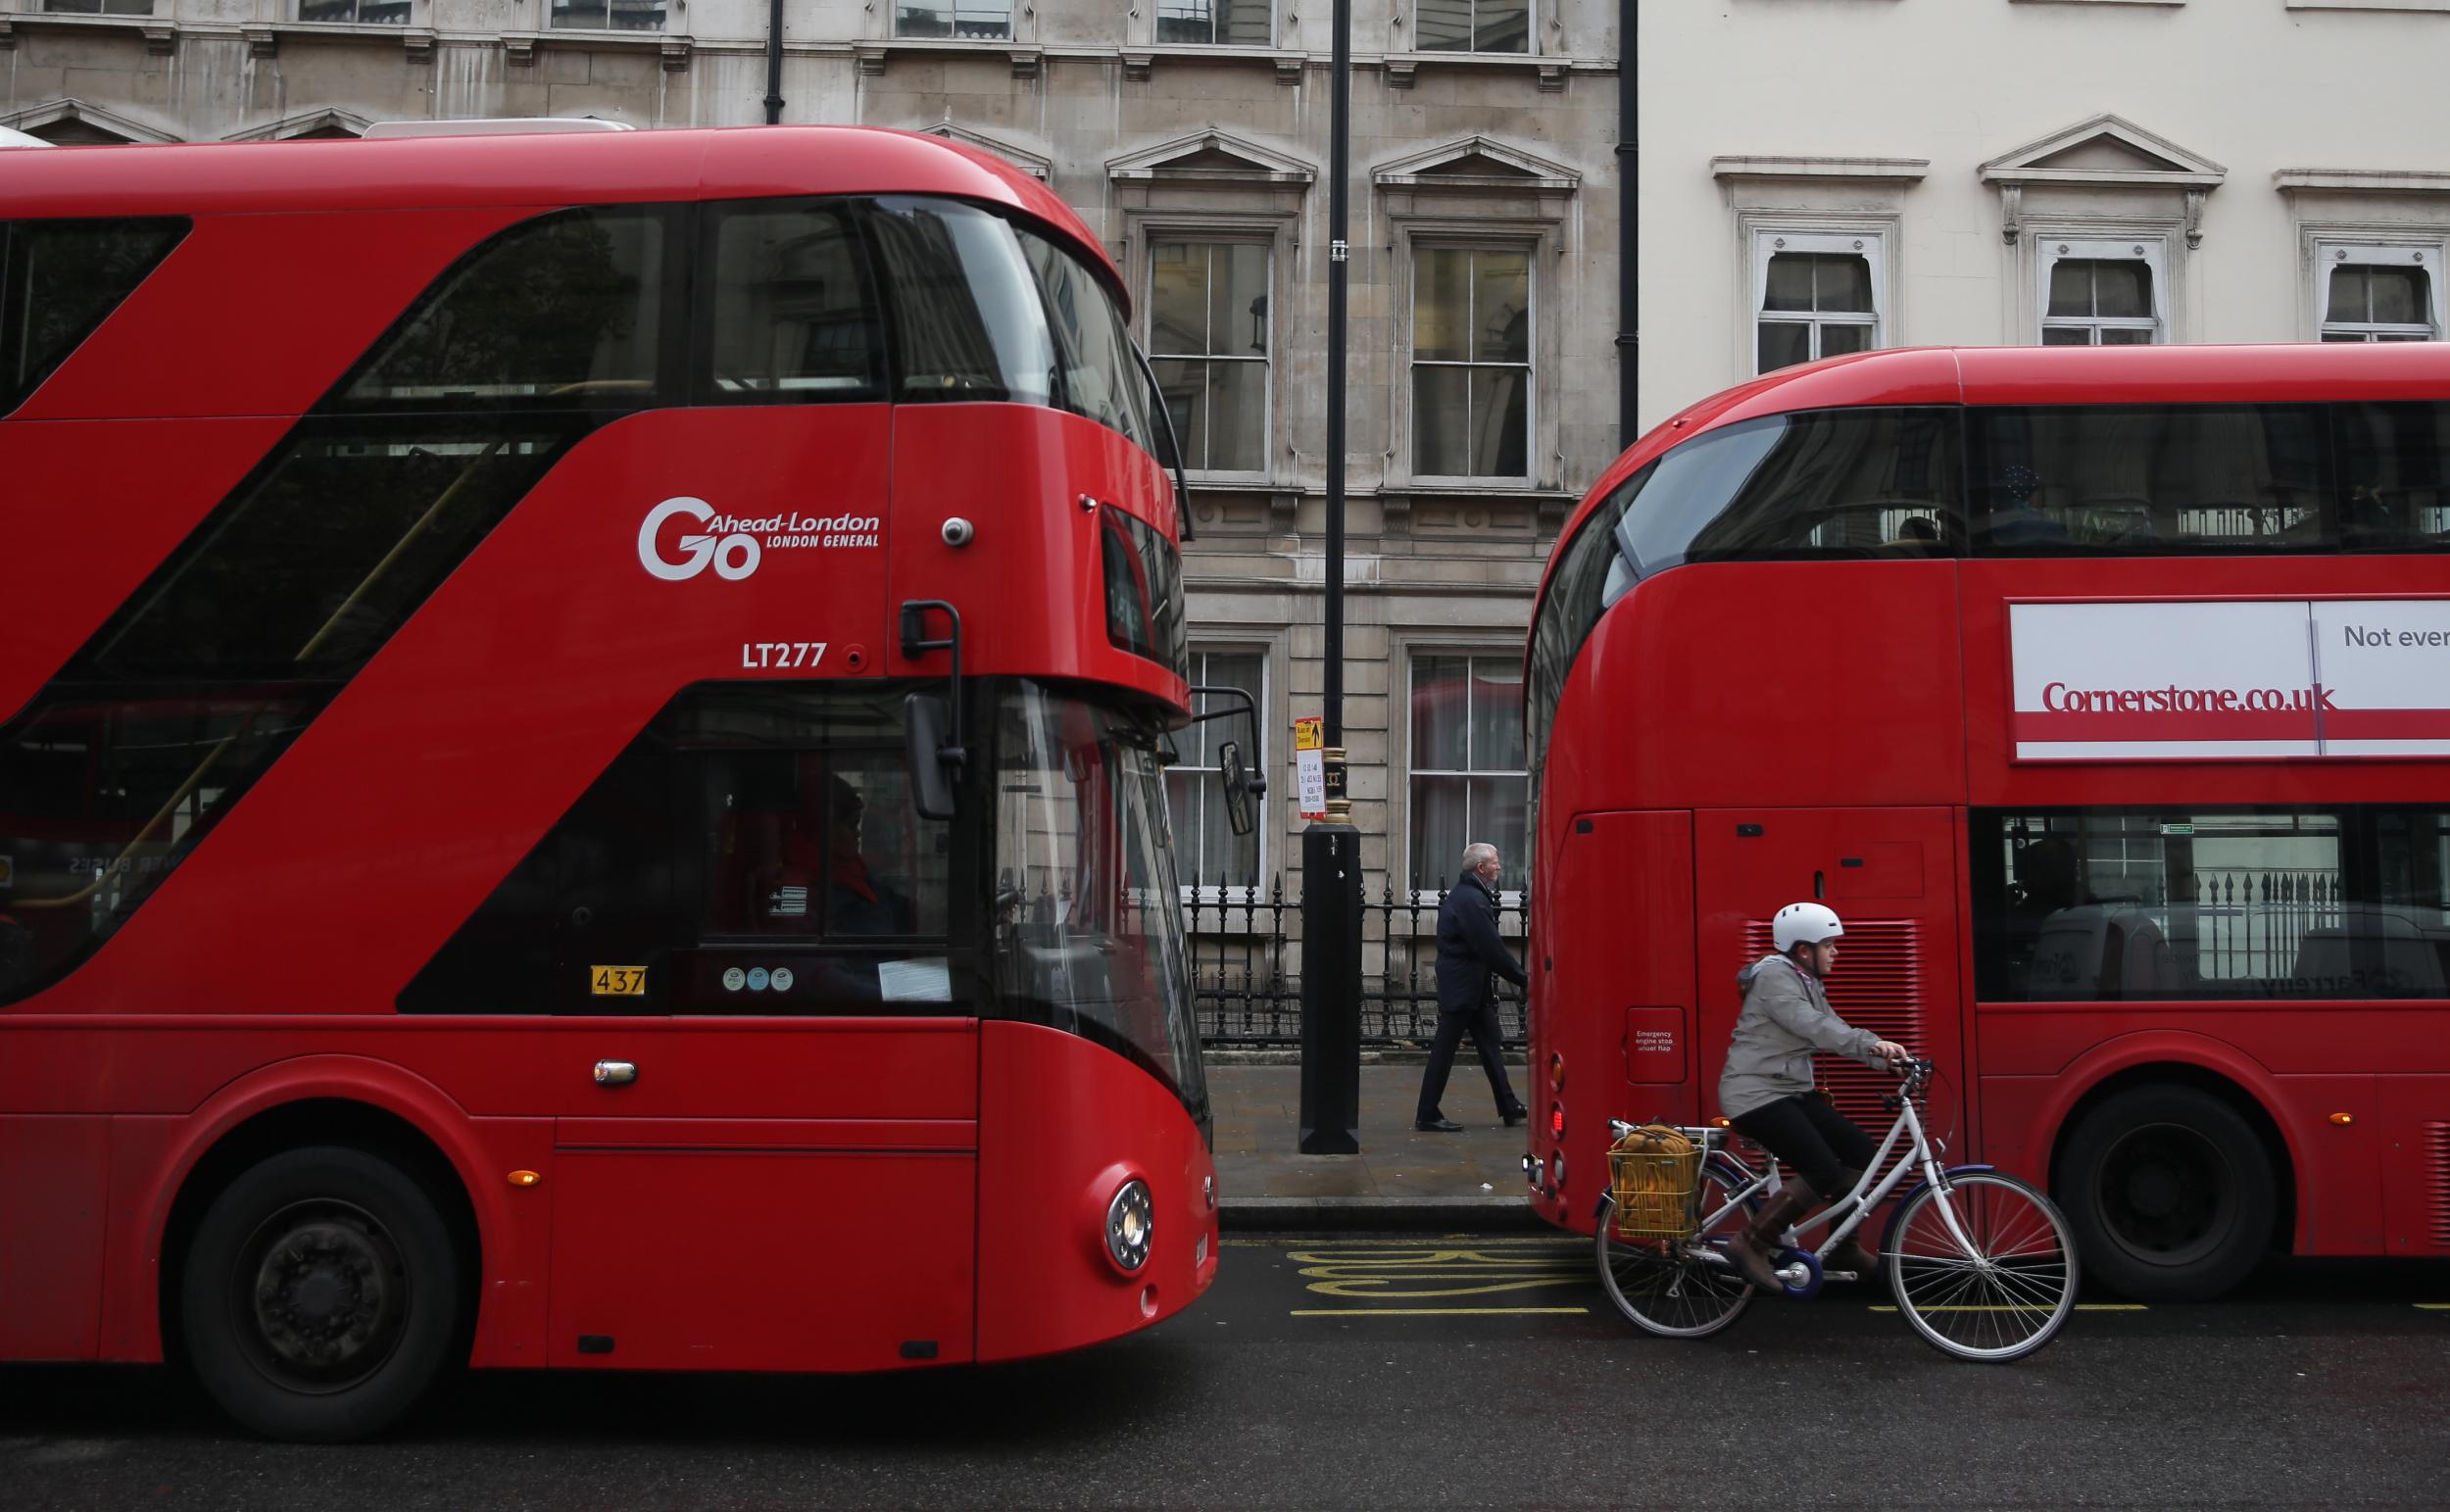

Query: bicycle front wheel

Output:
[1596, 1164, 1756, 1340]
[1887, 1170, 2079, 1362]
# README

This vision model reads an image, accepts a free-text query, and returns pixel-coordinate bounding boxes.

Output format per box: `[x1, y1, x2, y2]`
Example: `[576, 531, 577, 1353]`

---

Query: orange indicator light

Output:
[509, 1169, 541, 1187]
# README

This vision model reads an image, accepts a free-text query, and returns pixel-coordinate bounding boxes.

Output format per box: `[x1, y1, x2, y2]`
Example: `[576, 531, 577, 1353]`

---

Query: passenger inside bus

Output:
[1978, 463, 2074, 549]
[1882, 513, 1944, 556]
[754, 769, 913, 937]
[812, 773, 912, 937]
[1999, 836, 2178, 998]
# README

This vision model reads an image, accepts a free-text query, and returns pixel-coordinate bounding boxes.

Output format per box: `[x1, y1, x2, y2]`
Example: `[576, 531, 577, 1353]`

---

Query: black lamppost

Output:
[1297, 0, 1360, 1155]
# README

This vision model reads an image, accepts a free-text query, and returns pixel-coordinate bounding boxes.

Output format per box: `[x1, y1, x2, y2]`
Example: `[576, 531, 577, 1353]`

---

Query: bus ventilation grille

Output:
[1740, 918, 1924, 1134]
[2428, 1124, 2450, 1249]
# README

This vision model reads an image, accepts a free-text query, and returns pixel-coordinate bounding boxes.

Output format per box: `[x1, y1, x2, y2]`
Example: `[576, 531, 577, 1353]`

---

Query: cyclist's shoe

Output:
[1729, 1177, 1814, 1292]
[1725, 1228, 1786, 1292]
[1829, 1237, 1881, 1279]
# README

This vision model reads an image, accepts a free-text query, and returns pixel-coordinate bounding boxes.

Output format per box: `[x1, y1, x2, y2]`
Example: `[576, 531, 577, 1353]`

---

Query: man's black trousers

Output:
[1729, 1092, 1877, 1201]
[1415, 1000, 1521, 1121]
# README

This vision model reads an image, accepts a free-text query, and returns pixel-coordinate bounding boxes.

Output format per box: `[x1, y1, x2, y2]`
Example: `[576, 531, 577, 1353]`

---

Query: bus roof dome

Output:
[361, 118, 635, 139]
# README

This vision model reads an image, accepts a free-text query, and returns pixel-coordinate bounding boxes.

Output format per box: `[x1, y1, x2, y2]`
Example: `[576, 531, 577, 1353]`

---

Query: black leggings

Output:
[1730, 1093, 1876, 1202]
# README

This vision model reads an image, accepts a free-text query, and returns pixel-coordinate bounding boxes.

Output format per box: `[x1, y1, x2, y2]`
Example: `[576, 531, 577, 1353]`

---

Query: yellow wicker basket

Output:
[1607, 1125, 1703, 1240]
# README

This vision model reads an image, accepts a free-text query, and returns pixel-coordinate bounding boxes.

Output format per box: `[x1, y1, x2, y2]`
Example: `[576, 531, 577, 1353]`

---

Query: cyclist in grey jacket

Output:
[1719, 902, 1909, 1292]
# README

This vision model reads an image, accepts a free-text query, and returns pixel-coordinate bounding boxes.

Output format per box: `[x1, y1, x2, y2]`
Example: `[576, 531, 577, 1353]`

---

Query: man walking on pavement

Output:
[1415, 841, 1532, 1133]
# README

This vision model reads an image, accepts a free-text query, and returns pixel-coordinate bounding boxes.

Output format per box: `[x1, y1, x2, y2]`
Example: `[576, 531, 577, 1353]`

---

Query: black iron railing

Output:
[1184, 874, 1529, 1046]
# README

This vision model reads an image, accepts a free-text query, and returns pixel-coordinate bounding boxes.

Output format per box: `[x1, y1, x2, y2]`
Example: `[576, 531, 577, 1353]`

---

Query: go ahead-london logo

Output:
[636, 497, 881, 581]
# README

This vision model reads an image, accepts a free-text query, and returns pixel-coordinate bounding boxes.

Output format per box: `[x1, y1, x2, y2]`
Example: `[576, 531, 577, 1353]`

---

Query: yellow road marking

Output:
[1870, 1303, 2144, 1313]
[1304, 1278, 1588, 1299]
[1292, 1307, 1589, 1317]
[1289, 1245, 1593, 1300]
[2417, 1303, 2450, 1311]
[1225, 1237, 1580, 1249]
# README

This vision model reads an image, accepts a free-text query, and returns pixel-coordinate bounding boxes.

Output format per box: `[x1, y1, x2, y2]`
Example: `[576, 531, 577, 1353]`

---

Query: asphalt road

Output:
[5, 1235, 2447, 1511]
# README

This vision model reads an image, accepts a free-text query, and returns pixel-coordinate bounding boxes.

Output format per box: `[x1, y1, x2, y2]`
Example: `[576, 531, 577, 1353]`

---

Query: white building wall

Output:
[1639, 0, 2450, 431]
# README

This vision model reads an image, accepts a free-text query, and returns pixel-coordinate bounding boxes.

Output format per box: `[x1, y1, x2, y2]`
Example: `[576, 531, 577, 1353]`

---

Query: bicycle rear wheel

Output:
[1887, 1170, 2078, 1362]
[1595, 1164, 1756, 1339]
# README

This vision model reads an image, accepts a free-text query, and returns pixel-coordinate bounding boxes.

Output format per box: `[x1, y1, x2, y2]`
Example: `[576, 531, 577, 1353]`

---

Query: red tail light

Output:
[1549, 1103, 1566, 1140]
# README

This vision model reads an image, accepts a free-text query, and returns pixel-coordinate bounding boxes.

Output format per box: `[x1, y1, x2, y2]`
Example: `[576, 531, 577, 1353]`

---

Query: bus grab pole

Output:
[1298, 0, 1361, 1155]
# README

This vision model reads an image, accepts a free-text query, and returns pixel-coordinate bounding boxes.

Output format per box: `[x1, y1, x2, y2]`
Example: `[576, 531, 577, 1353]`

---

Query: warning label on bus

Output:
[2009, 598, 2450, 761]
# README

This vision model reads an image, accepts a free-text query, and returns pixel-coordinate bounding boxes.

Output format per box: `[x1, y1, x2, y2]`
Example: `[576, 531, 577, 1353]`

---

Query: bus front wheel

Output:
[2057, 1085, 2277, 1302]
[179, 1145, 466, 1441]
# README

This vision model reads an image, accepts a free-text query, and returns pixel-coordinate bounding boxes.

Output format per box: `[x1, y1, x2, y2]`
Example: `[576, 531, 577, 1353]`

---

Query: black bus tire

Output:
[178, 1145, 466, 1441]
[2057, 1084, 2278, 1302]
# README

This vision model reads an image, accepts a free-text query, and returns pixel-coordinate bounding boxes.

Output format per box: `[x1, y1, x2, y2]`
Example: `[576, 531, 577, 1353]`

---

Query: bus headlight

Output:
[1105, 1179, 1154, 1274]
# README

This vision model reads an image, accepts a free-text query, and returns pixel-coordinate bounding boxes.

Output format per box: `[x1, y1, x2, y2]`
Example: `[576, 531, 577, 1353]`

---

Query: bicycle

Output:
[1593, 1059, 2079, 1362]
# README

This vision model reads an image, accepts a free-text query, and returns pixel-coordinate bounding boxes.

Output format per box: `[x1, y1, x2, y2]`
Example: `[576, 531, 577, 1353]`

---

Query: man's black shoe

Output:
[1414, 1117, 1464, 1133]
[1500, 1105, 1530, 1128]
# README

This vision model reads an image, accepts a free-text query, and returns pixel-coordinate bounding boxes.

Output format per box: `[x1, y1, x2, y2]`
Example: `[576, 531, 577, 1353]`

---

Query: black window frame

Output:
[1971, 805, 2449, 1003]
[1966, 402, 2338, 557]
[2333, 400, 2450, 554]
[0, 215, 190, 417]
[401, 679, 973, 1018]
[691, 196, 889, 408]
[1099, 503, 1189, 680]
[1525, 466, 1642, 814]
[320, 203, 687, 416]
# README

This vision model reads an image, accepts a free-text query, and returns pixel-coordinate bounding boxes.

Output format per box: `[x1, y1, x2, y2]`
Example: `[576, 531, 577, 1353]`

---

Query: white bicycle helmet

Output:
[1771, 902, 1845, 952]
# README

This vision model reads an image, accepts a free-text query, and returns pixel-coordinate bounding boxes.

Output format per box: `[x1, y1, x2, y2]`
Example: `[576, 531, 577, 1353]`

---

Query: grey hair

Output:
[1462, 842, 1499, 870]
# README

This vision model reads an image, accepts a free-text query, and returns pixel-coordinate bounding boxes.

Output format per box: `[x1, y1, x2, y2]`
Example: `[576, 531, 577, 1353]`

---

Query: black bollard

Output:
[1298, 748, 1360, 1153]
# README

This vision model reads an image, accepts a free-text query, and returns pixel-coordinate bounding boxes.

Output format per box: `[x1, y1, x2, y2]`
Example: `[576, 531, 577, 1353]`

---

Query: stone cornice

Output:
[2275, 169, 2450, 194]
[1712, 156, 1931, 184]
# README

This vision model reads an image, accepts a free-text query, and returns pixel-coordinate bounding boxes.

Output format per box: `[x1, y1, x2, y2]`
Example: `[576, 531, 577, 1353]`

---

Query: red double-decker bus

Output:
[0, 123, 1240, 1439]
[1523, 344, 2450, 1300]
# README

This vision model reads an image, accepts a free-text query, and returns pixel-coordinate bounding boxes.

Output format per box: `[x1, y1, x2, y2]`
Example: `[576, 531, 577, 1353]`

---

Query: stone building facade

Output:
[12, 0, 2446, 925]
[0, 0, 1627, 919]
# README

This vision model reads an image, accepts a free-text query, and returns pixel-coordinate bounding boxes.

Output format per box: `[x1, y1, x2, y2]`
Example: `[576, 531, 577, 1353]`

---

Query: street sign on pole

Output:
[1294, 716, 1327, 820]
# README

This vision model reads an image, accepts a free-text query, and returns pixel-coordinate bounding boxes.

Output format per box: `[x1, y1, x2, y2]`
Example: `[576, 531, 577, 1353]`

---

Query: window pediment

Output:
[1980, 113, 2225, 188]
[1373, 134, 1578, 194]
[918, 122, 1052, 181]
[0, 96, 180, 145]
[224, 107, 373, 142]
[1107, 129, 1315, 187]
[1982, 115, 2223, 248]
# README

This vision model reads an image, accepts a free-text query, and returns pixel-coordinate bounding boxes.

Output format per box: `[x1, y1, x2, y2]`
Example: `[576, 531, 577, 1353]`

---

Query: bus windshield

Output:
[993, 681, 1208, 1133]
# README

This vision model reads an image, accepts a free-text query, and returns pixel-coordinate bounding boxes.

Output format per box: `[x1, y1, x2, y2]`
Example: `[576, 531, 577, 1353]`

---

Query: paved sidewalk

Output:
[1206, 1056, 1552, 1231]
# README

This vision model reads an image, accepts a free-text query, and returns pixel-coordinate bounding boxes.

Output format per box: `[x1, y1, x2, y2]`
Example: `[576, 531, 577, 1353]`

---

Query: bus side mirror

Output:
[905, 693, 958, 821]
[1218, 739, 1261, 838]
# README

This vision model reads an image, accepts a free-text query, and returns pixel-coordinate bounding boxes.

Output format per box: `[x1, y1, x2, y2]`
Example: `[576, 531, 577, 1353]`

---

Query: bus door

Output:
[1694, 808, 1967, 1146]
[538, 733, 977, 1375]
[403, 686, 978, 1373]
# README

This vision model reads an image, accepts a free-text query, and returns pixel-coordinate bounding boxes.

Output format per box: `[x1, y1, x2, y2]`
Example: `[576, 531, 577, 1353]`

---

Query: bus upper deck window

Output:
[865, 197, 1054, 408]
[1969, 405, 2332, 555]
[1617, 408, 1965, 574]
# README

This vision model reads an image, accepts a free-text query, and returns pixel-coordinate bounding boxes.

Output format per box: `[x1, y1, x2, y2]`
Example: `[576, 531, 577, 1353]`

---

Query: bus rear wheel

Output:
[2057, 1085, 2276, 1302]
[179, 1145, 466, 1441]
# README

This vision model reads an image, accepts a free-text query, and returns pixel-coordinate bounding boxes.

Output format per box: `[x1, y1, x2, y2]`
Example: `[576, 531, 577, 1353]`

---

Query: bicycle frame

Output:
[1647, 1065, 1986, 1284]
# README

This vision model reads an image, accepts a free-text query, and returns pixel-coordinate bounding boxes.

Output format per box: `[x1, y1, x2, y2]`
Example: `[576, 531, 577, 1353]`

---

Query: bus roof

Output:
[0, 122, 1125, 307]
[1550, 342, 2450, 572]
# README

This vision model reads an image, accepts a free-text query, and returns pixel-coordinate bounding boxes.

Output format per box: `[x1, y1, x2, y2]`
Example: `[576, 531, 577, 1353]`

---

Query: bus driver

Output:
[1719, 902, 1911, 1291]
